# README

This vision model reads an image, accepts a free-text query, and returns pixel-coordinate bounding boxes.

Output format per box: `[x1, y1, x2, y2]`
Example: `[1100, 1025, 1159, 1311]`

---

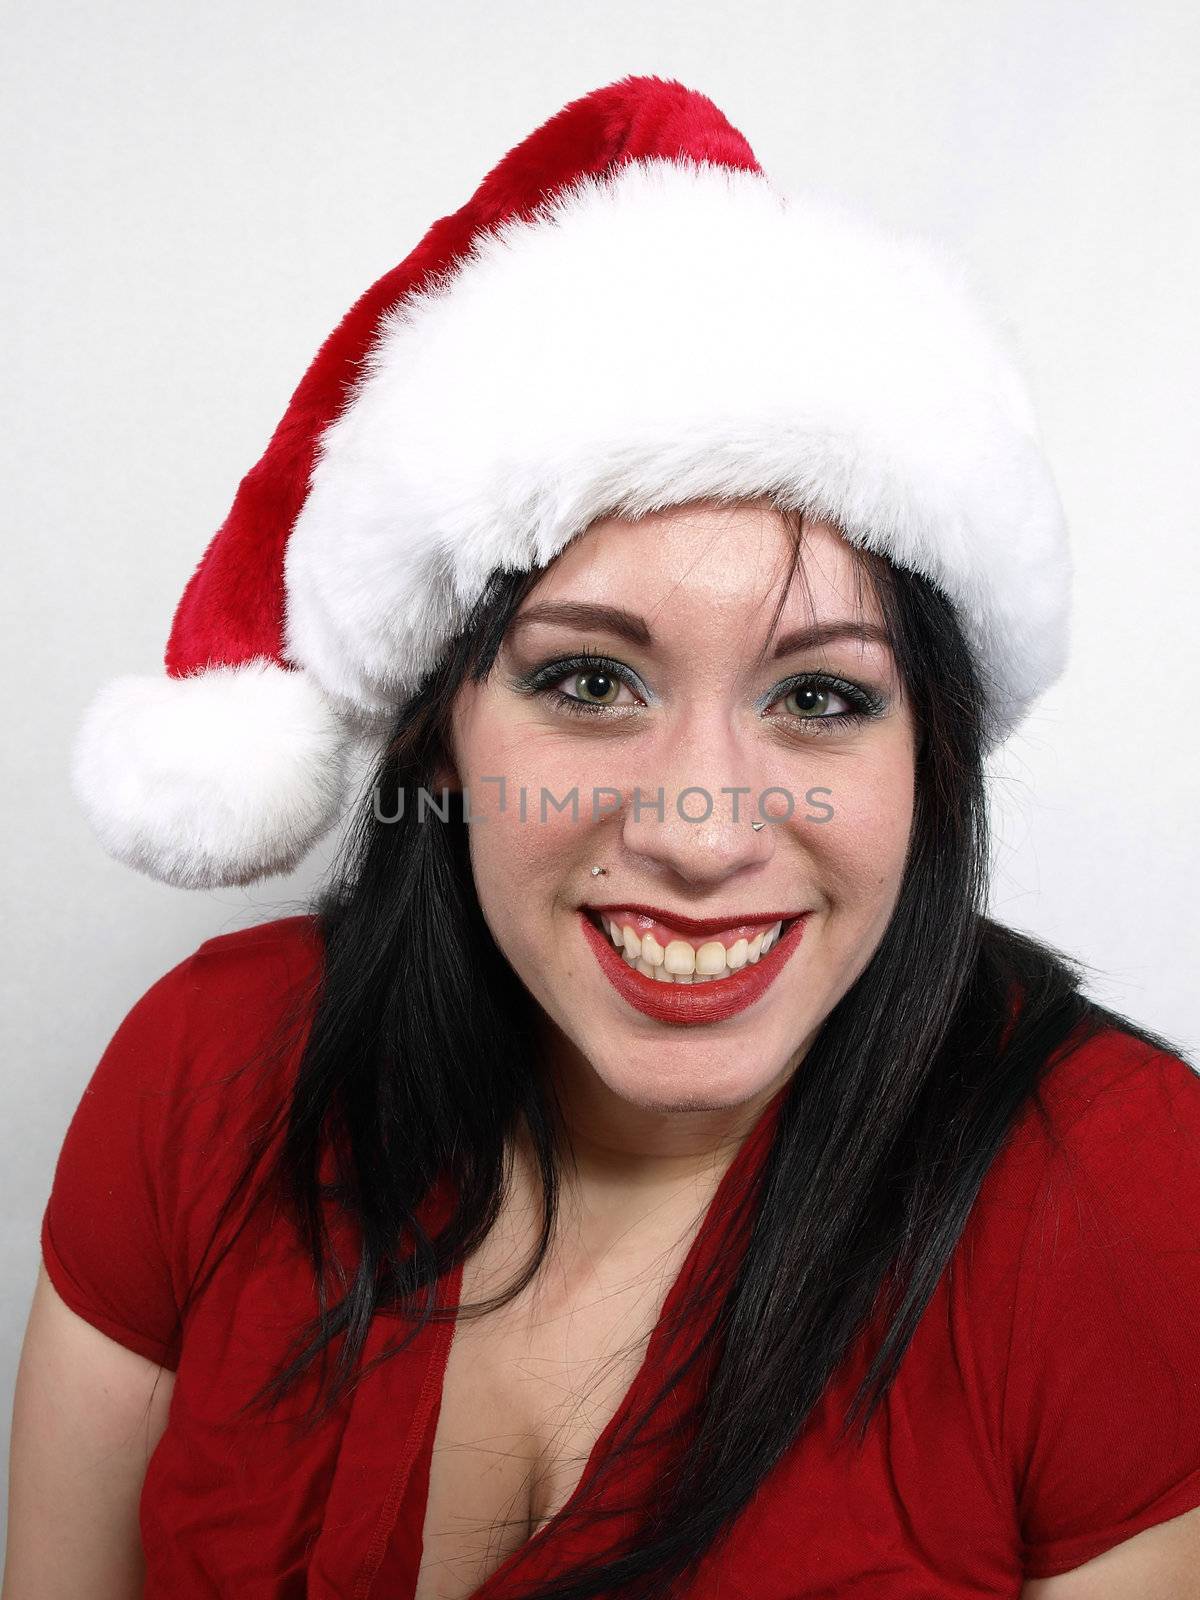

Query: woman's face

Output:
[444, 499, 916, 1123]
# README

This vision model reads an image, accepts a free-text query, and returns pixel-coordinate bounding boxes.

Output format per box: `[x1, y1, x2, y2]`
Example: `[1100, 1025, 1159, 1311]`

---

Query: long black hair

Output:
[167, 505, 1188, 1599]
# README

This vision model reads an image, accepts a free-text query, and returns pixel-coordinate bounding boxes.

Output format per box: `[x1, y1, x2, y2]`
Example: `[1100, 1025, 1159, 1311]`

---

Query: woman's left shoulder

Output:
[1008, 1020, 1200, 1288]
[967, 1021, 1200, 1297]
[1032, 1022, 1199, 1149]
[960, 1023, 1200, 1580]
[980, 1021, 1199, 1202]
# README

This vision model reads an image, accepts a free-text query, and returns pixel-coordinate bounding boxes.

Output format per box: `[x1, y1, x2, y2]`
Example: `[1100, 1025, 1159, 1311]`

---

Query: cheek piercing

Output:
[752, 821, 765, 832]
[591, 865, 607, 876]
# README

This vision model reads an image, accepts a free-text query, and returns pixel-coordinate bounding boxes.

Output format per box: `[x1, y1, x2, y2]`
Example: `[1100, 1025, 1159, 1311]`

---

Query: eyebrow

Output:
[508, 601, 891, 659]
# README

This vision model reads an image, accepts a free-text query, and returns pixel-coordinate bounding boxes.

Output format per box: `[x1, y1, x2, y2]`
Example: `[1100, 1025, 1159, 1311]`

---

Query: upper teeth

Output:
[604, 918, 785, 983]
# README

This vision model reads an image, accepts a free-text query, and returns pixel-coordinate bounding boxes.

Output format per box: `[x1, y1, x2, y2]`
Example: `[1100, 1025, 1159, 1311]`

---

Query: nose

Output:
[616, 714, 784, 890]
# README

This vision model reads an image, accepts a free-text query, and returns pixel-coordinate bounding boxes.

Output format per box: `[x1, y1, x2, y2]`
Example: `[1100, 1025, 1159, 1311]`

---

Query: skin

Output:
[433, 494, 1200, 1597]
[440, 496, 915, 1212]
[415, 495, 918, 1588]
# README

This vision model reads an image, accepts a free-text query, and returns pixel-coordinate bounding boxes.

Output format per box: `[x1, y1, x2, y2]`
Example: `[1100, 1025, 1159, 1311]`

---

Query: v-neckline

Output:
[450, 1082, 788, 1600]
[330, 1081, 787, 1600]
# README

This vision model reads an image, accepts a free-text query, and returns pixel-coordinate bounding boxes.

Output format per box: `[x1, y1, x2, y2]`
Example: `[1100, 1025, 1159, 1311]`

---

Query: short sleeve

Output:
[40, 953, 195, 1369]
[1006, 1045, 1200, 1578]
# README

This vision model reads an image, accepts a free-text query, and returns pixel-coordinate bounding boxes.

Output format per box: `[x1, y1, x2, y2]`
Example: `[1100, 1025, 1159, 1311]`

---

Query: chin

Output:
[578, 1036, 792, 1113]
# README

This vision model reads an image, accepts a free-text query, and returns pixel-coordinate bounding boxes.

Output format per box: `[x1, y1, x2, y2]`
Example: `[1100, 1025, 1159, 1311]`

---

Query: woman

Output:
[10, 75, 1200, 1600]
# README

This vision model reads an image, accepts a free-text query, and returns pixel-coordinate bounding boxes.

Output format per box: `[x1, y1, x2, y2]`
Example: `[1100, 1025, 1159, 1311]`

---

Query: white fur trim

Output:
[284, 156, 1071, 751]
[71, 660, 352, 889]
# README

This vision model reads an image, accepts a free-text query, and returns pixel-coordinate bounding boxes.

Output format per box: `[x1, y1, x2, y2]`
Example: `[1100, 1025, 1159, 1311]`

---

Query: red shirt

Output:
[40, 915, 1200, 1597]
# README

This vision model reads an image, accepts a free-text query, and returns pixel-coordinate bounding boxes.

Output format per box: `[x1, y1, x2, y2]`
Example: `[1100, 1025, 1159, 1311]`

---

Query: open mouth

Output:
[577, 906, 812, 1025]
[582, 908, 800, 984]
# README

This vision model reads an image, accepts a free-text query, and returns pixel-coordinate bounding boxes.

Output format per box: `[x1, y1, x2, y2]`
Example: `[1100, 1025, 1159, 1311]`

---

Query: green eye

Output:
[766, 673, 886, 736]
[782, 683, 841, 719]
[514, 650, 645, 719]
[519, 654, 885, 733]
[571, 670, 621, 705]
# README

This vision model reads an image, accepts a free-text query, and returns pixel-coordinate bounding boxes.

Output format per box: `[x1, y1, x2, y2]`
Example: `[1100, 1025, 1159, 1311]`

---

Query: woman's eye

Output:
[556, 668, 635, 707]
[776, 682, 850, 719]
[765, 677, 881, 734]
[511, 651, 645, 718]
[518, 656, 881, 731]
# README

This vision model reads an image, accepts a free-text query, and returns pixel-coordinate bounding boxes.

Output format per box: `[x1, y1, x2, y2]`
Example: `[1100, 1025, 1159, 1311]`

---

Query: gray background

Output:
[3, 0, 1198, 1556]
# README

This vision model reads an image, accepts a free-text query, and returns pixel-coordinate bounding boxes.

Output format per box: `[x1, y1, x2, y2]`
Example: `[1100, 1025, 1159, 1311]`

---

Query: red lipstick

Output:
[578, 909, 811, 1026]
[585, 902, 799, 938]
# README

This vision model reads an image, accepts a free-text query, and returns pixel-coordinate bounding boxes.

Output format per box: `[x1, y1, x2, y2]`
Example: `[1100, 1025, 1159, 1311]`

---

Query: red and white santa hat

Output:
[72, 74, 1071, 890]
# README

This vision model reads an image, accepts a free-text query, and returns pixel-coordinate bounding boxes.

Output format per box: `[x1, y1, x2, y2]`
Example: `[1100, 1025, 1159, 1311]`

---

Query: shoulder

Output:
[117, 913, 326, 1230]
[957, 1023, 1200, 1577]
[61, 913, 324, 1119]
[1033, 1020, 1197, 1131]
[132, 913, 325, 1071]
[146, 916, 327, 1283]
[951, 1018, 1200, 1429]
[1016, 1021, 1200, 1305]
[181, 912, 325, 1013]
[971, 1016, 1194, 1175]
[40, 915, 325, 1365]
[962, 1021, 1200, 1290]
[140, 914, 327, 1170]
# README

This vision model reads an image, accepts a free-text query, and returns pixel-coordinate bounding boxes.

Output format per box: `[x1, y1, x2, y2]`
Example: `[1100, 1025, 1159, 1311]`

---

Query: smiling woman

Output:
[13, 73, 1200, 1600]
[443, 504, 916, 1095]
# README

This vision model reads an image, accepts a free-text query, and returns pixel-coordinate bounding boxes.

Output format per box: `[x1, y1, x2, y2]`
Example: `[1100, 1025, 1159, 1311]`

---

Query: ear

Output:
[429, 749, 462, 793]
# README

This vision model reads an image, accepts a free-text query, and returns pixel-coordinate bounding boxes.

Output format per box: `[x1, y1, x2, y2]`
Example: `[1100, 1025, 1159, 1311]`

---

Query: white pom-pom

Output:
[71, 659, 353, 888]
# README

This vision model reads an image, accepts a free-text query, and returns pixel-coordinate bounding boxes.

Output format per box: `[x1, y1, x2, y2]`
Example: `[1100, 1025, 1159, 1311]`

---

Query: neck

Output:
[531, 1023, 800, 1201]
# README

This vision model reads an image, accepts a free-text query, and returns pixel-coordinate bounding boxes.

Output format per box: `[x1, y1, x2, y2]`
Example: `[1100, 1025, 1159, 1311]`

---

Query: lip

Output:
[584, 901, 802, 939]
[578, 908, 812, 1026]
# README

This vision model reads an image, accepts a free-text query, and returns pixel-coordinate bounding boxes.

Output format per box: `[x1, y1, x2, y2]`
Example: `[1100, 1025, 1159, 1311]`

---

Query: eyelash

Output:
[515, 649, 886, 735]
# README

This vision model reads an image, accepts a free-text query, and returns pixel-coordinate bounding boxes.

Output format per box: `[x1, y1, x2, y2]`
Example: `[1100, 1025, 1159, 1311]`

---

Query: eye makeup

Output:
[506, 646, 890, 735]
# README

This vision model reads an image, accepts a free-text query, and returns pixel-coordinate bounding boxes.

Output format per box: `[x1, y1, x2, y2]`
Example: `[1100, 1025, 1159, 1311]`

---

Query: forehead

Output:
[515, 500, 885, 642]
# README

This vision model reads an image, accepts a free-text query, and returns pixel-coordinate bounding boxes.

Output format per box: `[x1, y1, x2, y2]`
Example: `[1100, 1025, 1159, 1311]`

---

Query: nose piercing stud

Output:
[591, 865, 607, 876]
[752, 821, 765, 831]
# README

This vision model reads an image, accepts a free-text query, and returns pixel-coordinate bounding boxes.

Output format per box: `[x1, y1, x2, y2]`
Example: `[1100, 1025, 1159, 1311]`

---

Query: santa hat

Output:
[72, 73, 1071, 890]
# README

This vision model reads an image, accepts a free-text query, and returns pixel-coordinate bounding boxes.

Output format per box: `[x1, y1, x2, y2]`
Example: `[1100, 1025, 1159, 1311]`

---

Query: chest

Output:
[139, 1173, 1023, 1600]
[412, 1222, 695, 1600]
